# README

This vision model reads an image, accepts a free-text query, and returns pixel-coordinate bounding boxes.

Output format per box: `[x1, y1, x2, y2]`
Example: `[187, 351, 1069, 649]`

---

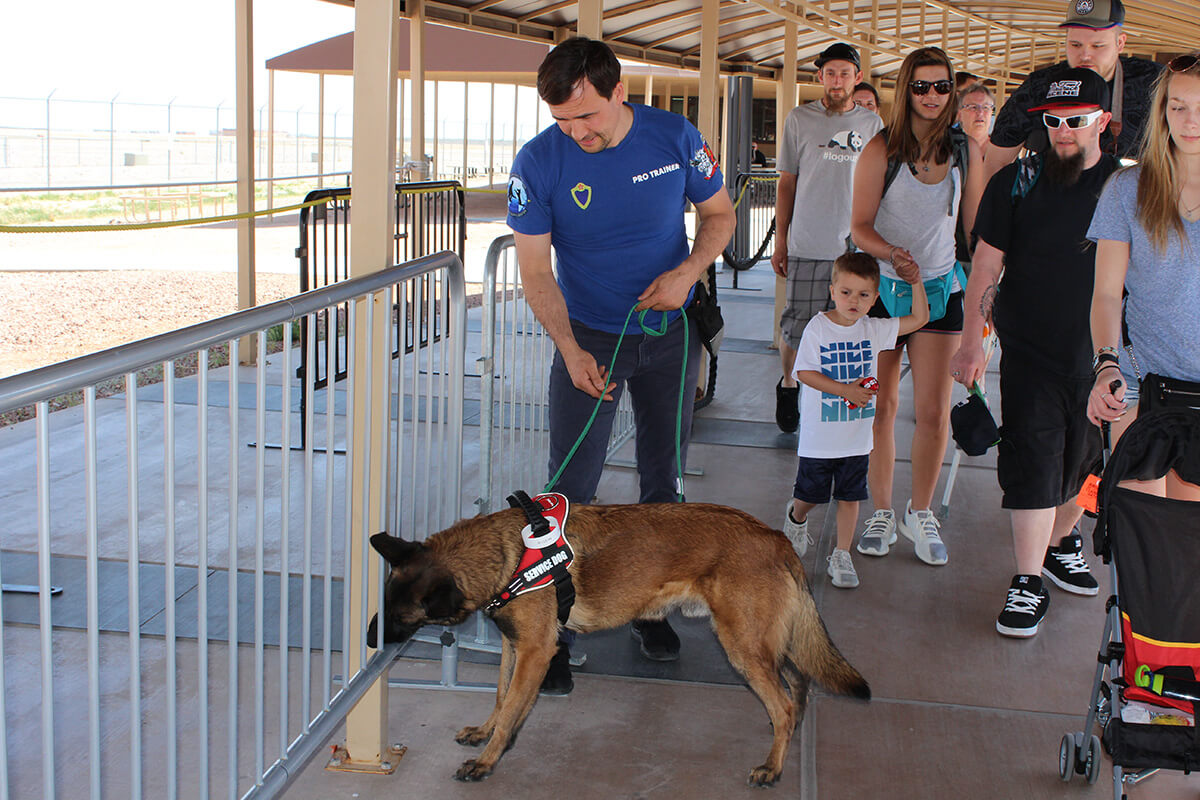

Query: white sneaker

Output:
[898, 500, 948, 565]
[826, 548, 859, 588]
[782, 503, 812, 558]
[856, 509, 897, 557]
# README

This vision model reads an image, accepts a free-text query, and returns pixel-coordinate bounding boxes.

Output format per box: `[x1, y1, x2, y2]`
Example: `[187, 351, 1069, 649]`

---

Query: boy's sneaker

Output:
[996, 574, 1050, 638]
[776, 379, 800, 433]
[899, 501, 948, 565]
[782, 504, 812, 558]
[826, 548, 860, 588]
[856, 509, 897, 556]
[1042, 529, 1099, 596]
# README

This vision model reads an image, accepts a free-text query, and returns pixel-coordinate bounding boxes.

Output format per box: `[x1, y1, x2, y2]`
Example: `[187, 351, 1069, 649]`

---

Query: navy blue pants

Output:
[547, 316, 700, 505]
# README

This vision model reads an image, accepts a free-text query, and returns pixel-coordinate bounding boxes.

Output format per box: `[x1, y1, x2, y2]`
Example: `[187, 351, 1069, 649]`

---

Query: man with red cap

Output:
[984, 0, 1161, 179]
[950, 67, 1119, 638]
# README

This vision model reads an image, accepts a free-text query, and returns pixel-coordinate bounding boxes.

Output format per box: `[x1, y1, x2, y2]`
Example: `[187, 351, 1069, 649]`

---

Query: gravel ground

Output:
[0, 270, 300, 378]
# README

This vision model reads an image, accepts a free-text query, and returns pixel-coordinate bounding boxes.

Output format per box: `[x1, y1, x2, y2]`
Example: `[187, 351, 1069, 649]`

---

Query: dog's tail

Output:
[786, 583, 871, 702]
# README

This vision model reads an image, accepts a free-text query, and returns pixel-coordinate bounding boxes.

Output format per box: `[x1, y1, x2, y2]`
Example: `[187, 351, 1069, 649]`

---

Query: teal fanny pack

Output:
[878, 262, 966, 322]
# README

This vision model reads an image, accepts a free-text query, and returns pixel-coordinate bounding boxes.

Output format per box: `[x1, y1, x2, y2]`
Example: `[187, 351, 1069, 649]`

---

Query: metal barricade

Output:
[724, 171, 778, 288]
[0, 251, 466, 799]
[294, 181, 466, 448]
[475, 235, 635, 515]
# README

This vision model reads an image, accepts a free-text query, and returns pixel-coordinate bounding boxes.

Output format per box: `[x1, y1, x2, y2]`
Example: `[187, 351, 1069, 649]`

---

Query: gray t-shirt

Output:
[777, 101, 883, 260]
[1087, 166, 1200, 383]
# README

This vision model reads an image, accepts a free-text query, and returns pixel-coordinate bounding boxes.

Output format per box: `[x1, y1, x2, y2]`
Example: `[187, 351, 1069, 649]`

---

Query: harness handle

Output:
[506, 490, 550, 536]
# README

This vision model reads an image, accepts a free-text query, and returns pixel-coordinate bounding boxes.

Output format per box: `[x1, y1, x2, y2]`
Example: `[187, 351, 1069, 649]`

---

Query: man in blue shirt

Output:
[508, 38, 736, 692]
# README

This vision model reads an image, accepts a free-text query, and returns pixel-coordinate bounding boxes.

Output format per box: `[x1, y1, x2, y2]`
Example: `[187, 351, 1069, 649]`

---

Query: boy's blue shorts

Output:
[792, 454, 870, 504]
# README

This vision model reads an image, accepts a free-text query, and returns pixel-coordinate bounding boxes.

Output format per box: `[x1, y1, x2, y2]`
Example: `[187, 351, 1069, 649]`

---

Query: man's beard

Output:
[1044, 145, 1085, 187]
[823, 89, 848, 114]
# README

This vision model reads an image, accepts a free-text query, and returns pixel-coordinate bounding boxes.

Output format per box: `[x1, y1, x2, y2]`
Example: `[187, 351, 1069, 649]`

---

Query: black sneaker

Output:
[539, 643, 574, 696]
[1043, 530, 1099, 596]
[996, 574, 1050, 638]
[631, 618, 680, 662]
[775, 379, 800, 433]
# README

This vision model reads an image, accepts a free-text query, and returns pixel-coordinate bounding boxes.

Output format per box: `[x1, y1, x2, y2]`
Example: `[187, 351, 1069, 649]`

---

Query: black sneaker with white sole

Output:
[996, 574, 1050, 638]
[1042, 530, 1099, 596]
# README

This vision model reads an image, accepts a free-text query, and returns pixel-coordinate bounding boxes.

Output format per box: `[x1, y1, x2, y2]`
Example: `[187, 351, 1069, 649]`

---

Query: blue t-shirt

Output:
[507, 104, 724, 333]
[1087, 167, 1200, 383]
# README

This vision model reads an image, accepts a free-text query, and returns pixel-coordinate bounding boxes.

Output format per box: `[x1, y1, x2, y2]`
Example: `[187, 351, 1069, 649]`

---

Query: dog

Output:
[367, 500, 870, 786]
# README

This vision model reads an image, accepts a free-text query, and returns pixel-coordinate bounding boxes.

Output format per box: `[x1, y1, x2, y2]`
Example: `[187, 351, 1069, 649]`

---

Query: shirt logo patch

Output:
[822, 130, 865, 152]
[570, 182, 592, 210]
[819, 339, 875, 422]
[1046, 80, 1083, 100]
[690, 143, 718, 180]
[1075, 0, 1094, 14]
[507, 174, 529, 217]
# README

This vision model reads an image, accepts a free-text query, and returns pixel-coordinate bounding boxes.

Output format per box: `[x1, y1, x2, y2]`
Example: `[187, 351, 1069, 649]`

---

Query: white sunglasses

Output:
[1043, 109, 1104, 129]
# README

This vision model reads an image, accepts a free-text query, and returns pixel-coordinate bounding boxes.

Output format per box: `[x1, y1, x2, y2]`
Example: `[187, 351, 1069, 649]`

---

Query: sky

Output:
[3, 0, 357, 110]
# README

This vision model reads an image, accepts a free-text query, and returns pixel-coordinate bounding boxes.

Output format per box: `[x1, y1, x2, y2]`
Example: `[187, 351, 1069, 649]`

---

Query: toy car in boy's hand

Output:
[845, 376, 879, 409]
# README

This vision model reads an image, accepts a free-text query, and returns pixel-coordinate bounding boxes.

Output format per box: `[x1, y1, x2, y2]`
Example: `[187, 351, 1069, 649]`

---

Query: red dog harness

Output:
[484, 491, 576, 624]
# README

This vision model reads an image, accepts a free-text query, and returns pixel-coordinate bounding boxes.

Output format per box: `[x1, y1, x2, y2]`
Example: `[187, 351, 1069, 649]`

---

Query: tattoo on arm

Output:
[980, 282, 997, 321]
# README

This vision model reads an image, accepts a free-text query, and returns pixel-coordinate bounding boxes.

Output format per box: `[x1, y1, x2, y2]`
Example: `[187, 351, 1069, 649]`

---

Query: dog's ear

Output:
[370, 532, 424, 565]
[366, 613, 379, 648]
[421, 575, 465, 621]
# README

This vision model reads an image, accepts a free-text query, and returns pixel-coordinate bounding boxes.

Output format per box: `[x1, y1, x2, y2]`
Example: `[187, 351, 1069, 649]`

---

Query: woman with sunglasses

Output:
[850, 46, 985, 565]
[1086, 53, 1200, 500]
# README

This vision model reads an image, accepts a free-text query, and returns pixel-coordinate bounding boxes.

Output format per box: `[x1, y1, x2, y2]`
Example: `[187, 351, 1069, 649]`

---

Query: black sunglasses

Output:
[1168, 54, 1199, 73]
[909, 79, 953, 96]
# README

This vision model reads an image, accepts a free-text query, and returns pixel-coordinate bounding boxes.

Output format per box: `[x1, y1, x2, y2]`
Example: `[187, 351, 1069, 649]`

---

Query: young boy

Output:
[782, 252, 928, 587]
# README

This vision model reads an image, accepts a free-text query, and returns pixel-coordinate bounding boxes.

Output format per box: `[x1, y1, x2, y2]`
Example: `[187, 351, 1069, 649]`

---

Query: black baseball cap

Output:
[1028, 66, 1112, 112]
[815, 43, 860, 70]
[1060, 0, 1125, 30]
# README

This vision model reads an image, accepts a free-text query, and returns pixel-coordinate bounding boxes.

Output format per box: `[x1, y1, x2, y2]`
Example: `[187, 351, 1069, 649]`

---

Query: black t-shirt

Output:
[991, 57, 1163, 159]
[973, 154, 1120, 378]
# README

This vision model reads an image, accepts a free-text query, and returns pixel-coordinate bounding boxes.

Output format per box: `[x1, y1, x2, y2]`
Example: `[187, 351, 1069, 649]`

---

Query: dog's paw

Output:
[453, 759, 493, 782]
[747, 765, 781, 787]
[454, 726, 490, 747]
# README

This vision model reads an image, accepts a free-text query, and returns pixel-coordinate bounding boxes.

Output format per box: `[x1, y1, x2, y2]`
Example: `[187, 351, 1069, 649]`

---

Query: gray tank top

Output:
[874, 163, 961, 284]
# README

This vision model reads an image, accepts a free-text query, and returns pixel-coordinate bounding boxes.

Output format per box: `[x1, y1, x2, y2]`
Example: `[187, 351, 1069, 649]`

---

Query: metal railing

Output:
[474, 235, 635, 515]
[0, 251, 466, 799]
[724, 170, 778, 288]
[294, 181, 466, 448]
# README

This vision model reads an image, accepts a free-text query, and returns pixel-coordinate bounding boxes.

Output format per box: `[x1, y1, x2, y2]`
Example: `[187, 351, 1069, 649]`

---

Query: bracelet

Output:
[887, 245, 899, 262]
[1096, 346, 1119, 356]
[1094, 364, 1122, 377]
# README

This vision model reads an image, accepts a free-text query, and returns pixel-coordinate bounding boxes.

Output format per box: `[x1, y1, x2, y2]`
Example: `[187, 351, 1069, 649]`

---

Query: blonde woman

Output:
[850, 46, 986, 564]
[1087, 53, 1200, 500]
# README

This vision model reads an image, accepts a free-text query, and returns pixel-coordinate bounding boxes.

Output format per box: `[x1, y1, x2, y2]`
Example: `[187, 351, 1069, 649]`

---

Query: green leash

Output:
[544, 303, 691, 503]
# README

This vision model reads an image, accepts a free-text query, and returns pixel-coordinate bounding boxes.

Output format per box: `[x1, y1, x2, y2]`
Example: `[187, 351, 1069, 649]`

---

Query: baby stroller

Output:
[1059, 407, 1200, 798]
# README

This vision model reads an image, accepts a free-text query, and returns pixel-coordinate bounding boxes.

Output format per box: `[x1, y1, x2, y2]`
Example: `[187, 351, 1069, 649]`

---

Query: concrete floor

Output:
[2, 262, 1198, 799]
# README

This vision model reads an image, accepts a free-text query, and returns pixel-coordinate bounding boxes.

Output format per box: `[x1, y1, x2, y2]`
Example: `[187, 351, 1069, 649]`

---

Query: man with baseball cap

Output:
[771, 43, 883, 437]
[950, 67, 1119, 637]
[983, 0, 1161, 179]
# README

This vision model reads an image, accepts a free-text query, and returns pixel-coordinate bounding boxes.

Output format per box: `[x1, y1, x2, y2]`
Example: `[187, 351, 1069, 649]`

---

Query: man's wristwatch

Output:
[1092, 350, 1120, 373]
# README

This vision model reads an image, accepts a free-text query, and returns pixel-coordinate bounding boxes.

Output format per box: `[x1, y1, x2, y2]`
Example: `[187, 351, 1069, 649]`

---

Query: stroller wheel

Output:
[1084, 734, 1102, 784]
[1058, 733, 1076, 782]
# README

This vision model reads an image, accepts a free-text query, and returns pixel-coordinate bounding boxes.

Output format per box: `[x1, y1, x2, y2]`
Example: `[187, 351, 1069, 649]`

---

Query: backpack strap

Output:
[1010, 153, 1044, 204]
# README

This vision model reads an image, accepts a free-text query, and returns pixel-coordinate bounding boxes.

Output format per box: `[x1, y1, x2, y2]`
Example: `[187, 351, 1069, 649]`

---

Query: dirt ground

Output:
[0, 270, 300, 377]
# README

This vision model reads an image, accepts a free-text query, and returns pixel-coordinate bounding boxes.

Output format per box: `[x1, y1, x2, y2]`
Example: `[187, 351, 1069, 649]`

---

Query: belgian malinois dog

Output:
[367, 501, 870, 786]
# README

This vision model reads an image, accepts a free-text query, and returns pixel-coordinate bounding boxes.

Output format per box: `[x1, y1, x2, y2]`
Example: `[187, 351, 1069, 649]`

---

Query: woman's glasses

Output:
[909, 79, 953, 96]
[1043, 109, 1105, 129]
[1168, 53, 1199, 73]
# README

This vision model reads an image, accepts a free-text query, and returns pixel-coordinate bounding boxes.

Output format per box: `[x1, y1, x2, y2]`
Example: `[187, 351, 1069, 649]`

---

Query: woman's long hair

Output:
[1134, 55, 1200, 254]
[887, 47, 958, 166]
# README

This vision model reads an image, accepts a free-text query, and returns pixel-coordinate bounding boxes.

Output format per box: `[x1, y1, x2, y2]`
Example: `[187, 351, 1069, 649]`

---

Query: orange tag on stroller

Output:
[1076, 474, 1101, 514]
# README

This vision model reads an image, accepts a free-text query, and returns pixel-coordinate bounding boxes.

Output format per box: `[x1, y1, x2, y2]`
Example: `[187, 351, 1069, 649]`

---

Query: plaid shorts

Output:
[780, 258, 834, 349]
